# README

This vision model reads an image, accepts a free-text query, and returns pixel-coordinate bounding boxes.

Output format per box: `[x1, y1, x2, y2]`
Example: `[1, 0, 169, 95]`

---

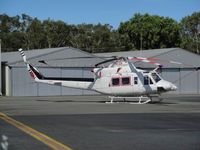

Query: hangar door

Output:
[161, 68, 200, 94]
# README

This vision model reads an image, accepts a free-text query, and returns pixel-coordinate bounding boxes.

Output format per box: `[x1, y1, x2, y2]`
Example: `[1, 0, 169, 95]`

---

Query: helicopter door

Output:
[143, 75, 157, 93]
[110, 76, 132, 95]
[144, 76, 153, 85]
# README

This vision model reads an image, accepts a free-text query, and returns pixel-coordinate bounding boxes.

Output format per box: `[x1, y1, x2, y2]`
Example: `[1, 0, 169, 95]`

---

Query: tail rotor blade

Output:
[18, 48, 27, 63]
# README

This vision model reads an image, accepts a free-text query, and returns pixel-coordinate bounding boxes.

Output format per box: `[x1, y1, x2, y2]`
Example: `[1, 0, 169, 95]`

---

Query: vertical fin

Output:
[18, 48, 44, 80]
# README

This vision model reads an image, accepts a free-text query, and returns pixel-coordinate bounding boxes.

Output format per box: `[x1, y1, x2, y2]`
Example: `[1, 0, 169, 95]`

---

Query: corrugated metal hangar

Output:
[1, 47, 200, 96]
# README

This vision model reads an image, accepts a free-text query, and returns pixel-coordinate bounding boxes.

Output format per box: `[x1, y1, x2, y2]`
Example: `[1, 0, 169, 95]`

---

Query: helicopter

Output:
[19, 48, 178, 104]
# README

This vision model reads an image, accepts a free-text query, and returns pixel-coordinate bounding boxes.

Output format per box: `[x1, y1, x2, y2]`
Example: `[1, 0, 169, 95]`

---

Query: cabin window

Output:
[112, 78, 120, 86]
[122, 77, 130, 85]
[134, 77, 138, 84]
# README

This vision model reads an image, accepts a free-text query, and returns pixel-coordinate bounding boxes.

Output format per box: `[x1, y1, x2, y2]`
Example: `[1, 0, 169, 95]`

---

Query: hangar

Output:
[1, 47, 200, 96]
[1, 47, 103, 96]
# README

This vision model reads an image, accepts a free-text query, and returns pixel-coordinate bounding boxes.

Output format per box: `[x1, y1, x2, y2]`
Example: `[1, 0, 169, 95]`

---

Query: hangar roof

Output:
[96, 48, 200, 68]
[2, 47, 64, 64]
[2, 47, 200, 68]
[2, 47, 104, 67]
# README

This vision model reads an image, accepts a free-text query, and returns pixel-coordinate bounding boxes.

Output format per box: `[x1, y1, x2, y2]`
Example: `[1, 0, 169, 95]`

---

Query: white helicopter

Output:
[19, 48, 178, 104]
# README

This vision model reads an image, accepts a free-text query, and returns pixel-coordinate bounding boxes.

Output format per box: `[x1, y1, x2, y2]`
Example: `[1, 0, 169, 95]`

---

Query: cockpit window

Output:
[151, 73, 161, 83]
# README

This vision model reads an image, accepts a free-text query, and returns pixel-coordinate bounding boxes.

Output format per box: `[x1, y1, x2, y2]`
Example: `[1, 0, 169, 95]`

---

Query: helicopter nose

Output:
[170, 84, 177, 91]
[164, 82, 177, 91]
[157, 80, 177, 92]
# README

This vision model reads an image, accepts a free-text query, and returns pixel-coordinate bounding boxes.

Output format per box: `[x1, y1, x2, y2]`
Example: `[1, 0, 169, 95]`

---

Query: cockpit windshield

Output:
[151, 72, 161, 83]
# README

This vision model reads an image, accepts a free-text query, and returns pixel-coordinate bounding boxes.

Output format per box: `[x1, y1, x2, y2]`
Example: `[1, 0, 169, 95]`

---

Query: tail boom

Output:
[18, 48, 94, 90]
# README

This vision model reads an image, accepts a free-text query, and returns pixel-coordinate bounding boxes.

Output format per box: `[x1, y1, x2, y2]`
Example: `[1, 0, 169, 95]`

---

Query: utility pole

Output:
[195, 32, 199, 54]
[140, 32, 143, 50]
[139, 31, 143, 57]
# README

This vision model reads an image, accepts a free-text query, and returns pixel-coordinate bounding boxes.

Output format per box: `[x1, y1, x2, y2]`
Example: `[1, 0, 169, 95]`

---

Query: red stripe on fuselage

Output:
[29, 71, 36, 79]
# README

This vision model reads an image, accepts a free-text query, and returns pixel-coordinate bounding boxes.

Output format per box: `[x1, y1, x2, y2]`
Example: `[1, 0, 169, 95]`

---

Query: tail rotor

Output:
[18, 48, 44, 80]
[18, 48, 28, 63]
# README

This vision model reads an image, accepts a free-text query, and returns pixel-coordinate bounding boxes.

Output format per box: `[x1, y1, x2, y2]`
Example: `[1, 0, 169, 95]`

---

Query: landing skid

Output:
[106, 96, 152, 104]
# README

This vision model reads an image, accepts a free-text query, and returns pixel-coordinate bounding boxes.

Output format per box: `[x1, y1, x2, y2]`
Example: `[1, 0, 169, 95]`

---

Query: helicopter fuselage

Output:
[92, 65, 158, 96]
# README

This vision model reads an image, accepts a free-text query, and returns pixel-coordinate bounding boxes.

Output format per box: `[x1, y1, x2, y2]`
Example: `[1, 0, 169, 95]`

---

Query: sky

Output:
[0, 0, 200, 29]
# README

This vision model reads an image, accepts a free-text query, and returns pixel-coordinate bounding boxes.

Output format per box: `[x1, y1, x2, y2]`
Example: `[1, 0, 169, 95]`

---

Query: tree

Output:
[1, 12, 199, 54]
[118, 13, 180, 50]
[43, 19, 56, 48]
[26, 18, 46, 49]
[20, 14, 33, 50]
[0, 14, 24, 51]
[70, 23, 124, 53]
[180, 11, 200, 54]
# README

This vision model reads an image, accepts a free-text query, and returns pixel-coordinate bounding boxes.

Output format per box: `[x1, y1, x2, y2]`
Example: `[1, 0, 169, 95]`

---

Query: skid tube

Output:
[106, 96, 152, 104]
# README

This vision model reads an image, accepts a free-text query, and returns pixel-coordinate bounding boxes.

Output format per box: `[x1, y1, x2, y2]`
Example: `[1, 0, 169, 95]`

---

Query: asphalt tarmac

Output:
[0, 95, 200, 150]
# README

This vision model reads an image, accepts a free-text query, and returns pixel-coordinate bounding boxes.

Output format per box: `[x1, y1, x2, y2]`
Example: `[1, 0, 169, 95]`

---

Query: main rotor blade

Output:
[128, 56, 195, 67]
[40, 56, 105, 61]
[128, 57, 161, 66]
[94, 57, 118, 67]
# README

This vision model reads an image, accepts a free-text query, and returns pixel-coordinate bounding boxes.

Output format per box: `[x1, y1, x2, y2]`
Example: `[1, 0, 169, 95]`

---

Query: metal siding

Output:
[198, 71, 200, 94]
[180, 69, 198, 94]
[12, 67, 38, 96]
[0, 42, 1, 95]
[161, 69, 180, 94]
[5, 66, 12, 96]
[38, 68, 62, 96]
[10, 67, 200, 96]
[11, 67, 96, 96]
[82, 68, 98, 95]
[61, 68, 83, 95]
